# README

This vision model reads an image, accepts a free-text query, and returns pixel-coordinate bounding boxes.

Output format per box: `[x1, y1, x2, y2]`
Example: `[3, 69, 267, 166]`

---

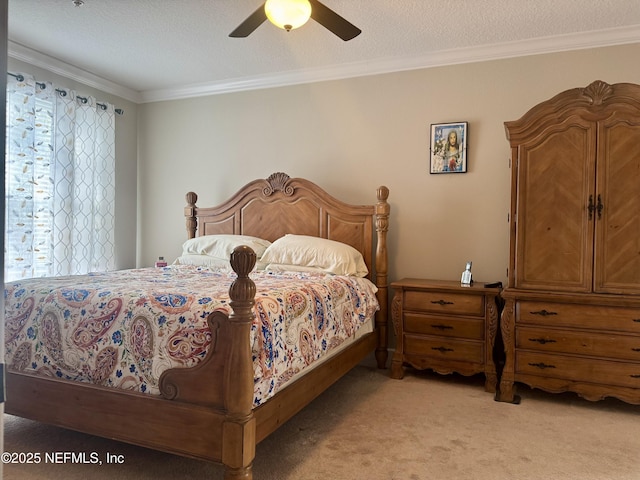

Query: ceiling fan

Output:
[229, 0, 361, 41]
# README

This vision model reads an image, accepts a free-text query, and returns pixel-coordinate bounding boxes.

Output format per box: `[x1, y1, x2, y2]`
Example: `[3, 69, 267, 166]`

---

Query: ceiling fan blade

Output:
[309, 0, 361, 41]
[229, 3, 268, 38]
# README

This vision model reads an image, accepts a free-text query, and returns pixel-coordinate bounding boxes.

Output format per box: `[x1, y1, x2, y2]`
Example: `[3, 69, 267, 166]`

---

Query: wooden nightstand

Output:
[390, 279, 502, 392]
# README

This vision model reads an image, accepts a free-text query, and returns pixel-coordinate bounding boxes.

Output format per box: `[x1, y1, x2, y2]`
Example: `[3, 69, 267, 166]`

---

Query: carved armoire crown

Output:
[498, 81, 640, 404]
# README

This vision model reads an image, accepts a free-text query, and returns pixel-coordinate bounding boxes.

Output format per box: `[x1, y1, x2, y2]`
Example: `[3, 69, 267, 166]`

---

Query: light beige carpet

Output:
[4, 356, 640, 480]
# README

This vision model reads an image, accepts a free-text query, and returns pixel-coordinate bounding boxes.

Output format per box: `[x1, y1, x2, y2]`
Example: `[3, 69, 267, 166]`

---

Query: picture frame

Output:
[430, 122, 468, 174]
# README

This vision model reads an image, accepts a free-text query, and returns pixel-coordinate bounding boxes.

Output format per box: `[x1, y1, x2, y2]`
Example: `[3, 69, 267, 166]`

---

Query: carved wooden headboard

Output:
[184, 172, 390, 281]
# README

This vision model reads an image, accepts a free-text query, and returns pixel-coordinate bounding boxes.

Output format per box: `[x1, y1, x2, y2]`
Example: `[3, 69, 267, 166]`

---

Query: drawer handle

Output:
[528, 362, 556, 369]
[634, 319, 640, 323]
[631, 374, 640, 379]
[632, 348, 640, 352]
[530, 309, 558, 316]
[432, 346, 454, 353]
[528, 338, 557, 345]
[431, 299, 454, 306]
[431, 324, 453, 331]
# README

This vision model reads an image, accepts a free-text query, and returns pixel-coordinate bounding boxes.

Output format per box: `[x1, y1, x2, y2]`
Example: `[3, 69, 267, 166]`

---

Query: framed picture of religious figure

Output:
[430, 122, 468, 174]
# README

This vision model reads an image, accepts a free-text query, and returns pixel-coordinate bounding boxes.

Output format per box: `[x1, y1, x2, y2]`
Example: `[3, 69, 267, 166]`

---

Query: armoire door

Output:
[594, 112, 640, 294]
[514, 117, 597, 292]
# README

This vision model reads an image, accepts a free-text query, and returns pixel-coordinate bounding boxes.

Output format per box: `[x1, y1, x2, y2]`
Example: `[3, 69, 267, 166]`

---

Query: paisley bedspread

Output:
[4, 265, 379, 406]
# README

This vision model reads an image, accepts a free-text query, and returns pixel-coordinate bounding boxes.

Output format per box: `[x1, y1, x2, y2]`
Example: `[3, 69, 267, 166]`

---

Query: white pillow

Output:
[173, 254, 268, 271]
[260, 234, 368, 277]
[264, 264, 328, 274]
[172, 254, 231, 269]
[181, 234, 271, 260]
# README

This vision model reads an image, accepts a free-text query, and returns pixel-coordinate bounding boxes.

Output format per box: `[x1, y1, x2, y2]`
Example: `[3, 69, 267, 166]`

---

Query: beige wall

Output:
[7, 58, 139, 270]
[8, 44, 640, 282]
[138, 43, 640, 284]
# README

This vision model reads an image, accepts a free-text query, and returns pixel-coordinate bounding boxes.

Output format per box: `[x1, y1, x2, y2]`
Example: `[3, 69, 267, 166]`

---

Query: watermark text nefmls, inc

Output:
[2, 451, 125, 465]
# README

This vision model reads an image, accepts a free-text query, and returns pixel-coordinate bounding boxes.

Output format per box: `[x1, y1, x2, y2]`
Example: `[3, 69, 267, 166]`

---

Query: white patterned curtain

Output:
[5, 73, 115, 281]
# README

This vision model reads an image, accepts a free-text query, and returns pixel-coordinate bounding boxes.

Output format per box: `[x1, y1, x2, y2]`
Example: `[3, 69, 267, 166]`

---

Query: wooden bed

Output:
[5, 172, 390, 480]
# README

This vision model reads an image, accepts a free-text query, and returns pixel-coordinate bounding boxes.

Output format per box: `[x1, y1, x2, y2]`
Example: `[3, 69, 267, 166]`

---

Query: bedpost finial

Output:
[185, 192, 198, 239]
[377, 186, 389, 202]
[230, 245, 257, 279]
[376, 186, 390, 229]
[228, 246, 257, 321]
[186, 191, 198, 206]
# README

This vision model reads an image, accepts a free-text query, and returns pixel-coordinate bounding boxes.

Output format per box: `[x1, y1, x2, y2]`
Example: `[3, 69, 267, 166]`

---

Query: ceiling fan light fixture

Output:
[264, 0, 312, 32]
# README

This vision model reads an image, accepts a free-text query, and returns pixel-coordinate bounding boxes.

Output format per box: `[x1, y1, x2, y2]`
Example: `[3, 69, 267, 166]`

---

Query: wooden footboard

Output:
[6, 246, 260, 477]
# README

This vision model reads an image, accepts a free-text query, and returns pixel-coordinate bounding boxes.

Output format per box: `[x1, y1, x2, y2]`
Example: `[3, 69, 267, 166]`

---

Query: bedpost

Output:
[374, 186, 390, 369]
[185, 192, 198, 239]
[223, 245, 257, 480]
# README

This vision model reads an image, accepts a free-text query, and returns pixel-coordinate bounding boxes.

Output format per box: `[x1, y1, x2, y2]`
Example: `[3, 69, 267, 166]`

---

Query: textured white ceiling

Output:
[7, 0, 640, 103]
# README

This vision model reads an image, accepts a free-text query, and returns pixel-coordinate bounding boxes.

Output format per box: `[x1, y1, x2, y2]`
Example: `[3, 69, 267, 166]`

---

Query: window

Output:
[5, 73, 116, 282]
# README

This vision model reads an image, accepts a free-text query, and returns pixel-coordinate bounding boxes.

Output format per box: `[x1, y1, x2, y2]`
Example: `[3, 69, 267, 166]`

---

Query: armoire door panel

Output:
[515, 121, 596, 292]
[595, 117, 640, 294]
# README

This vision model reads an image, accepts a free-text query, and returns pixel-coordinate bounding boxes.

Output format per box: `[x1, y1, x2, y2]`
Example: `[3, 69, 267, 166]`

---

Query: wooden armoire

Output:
[498, 80, 640, 404]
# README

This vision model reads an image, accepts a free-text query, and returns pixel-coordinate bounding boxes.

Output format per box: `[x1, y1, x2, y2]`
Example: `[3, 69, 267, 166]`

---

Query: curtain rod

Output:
[7, 72, 124, 116]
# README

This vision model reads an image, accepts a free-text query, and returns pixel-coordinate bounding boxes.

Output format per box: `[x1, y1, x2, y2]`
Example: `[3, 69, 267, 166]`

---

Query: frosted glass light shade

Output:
[264, 0, 312, 31]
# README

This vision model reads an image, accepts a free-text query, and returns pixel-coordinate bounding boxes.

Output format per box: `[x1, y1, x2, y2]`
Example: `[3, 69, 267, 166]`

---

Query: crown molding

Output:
[8, 41, 142, 103]
[140, 24, 640, 103]
[10, 25, 640, 105]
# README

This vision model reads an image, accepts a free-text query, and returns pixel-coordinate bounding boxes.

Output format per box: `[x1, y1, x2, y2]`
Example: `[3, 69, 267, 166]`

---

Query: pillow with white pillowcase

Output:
[260, 234, 368, 277]
[173, 254, 268, 271]
[181, 234, 271, 260]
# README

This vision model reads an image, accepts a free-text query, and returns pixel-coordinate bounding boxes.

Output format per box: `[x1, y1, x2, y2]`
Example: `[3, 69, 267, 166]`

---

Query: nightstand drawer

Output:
[404, 290, 484, 316]
[405, 335, 484, 363]
[405, 313, 484, 339]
